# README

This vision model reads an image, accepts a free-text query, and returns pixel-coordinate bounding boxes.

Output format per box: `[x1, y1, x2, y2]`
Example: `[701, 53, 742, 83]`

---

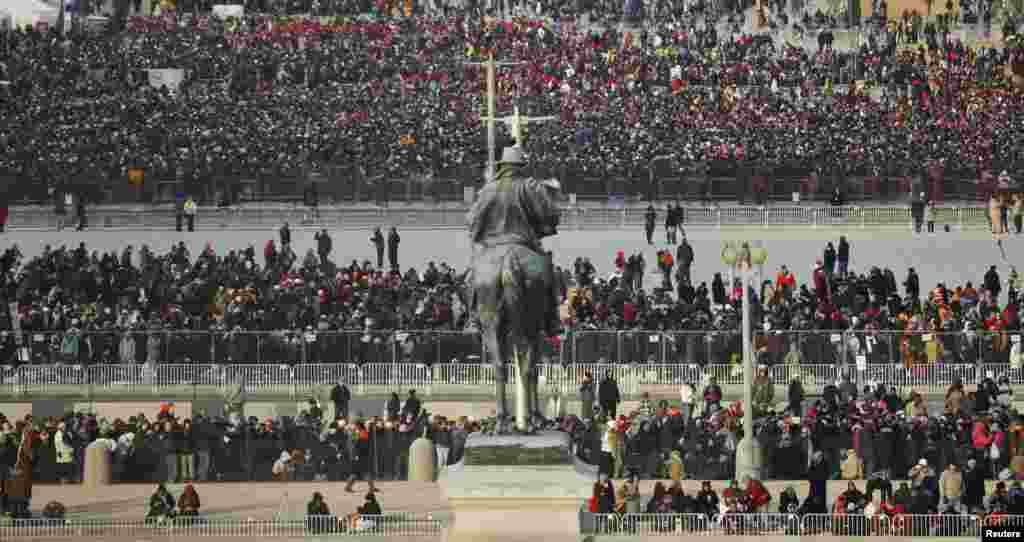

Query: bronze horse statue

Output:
[467, 148, 562, 433]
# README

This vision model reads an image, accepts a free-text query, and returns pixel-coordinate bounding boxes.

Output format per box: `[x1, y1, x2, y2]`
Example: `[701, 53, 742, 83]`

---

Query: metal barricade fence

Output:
[814, 206, 853, 227]
[581, 513, 1024, 538]
[770, 364, 840, 395]
[0, 359, 1006, 400]
[718, 207, 765, 226]
[894, 514, 982, 537]
[860, 363, 978, 395]
[704, 363, 744, 388]
[634, 364, 705, 396]
[7, 204, 999, 231]
[0, 516, 444, 539]
[708, 513, 795, 535]
[983, 363, 1022, 384]
[800, 513, 889, 536]
[684, 206, 718, 227]
[590, 513, 709, 535]
[14, 364, 88, 396]
[986, 514, 1024, 529]
[360, 363, 431, 391]
[431, 363, 497, 388]
[293, 363, 361, 395]
[960, 206, 990, 227]
[89, 363, 149, 393]
[154, 363, 224, 391]
[768, 206, 812, 227]
[222, 363, 295, 394]
[864, 206, 911, 226]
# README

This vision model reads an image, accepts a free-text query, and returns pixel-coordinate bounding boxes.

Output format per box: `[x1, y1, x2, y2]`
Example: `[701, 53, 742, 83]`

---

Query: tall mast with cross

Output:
[466, 55, 555, 182]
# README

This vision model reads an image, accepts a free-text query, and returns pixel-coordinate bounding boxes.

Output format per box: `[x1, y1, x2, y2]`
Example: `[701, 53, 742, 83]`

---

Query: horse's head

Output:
[530, 178, 564, 240]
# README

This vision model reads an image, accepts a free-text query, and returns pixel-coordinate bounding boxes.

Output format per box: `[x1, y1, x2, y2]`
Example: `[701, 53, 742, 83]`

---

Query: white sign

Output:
[211, 4, 245, 18]
[830, 334, 841, 343]
[923, 334, 933, 342]
[648, 335, 660, 343]
[856, 355, 867, 371]
[148, 69, 185, 93]
[1013, 335, 1021, 344]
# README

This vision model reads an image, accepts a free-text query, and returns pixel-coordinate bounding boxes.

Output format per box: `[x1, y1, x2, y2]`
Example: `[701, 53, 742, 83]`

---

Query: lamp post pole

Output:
[464, 57, 526, 181]
[723, 241, 767, 482]
[740, 262, 754, 477]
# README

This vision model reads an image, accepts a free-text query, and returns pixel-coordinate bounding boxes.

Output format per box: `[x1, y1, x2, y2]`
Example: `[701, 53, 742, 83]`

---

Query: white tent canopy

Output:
[0, 0, 59, 31]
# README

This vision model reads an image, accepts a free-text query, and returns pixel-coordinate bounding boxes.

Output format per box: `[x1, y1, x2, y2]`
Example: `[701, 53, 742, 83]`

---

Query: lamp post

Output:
[721, 240, 768, 482]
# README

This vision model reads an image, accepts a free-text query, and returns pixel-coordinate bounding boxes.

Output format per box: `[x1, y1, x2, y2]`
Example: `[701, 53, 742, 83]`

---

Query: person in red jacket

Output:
[744, 476, 772, 513]
[974, 416, 996, 476]
[264, 239, 277, 269]
[813, 261, 829, 302]
[775, 265, 796, 301]
[974, 416, 995, 451]
[880, 494, 905, 518]
[622, 300, 636, 325]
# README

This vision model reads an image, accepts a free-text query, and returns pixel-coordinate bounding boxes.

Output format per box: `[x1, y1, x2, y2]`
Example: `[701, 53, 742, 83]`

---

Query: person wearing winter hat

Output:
[908, 458, 932, 487]
[272, 451, 292, 482]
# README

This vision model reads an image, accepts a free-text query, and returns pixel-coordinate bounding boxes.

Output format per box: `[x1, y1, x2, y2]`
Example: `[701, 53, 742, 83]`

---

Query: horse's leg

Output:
[514, 343, 531, 433]
[529, 341, 543, 424]
[484, 326, 510, 433]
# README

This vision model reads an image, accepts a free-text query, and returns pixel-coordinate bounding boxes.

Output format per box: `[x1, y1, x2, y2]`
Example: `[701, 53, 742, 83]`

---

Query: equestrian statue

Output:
[467, 143, 563, 434]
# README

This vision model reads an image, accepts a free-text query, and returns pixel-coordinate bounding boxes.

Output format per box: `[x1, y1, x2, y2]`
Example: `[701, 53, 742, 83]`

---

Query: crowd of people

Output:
[585, 472, 1023, 535]
[0, 222, 1022, 525]
[2, 3, 1023, 204]
[0, 387, 470, 489]
[577, 374, 1024, 534]
[1, 220, 1022, 368]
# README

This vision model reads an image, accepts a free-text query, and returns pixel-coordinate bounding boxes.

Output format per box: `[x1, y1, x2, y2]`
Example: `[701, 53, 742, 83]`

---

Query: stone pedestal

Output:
[83, 441, 112, 489]
[440, 431, 594, 542]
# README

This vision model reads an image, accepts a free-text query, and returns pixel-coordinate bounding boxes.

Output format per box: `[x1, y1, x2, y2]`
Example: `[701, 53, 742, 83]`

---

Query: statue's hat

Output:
[500, 146, 525, 164]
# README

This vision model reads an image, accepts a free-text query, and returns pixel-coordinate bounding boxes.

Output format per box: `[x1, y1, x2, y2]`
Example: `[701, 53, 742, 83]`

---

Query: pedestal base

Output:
[441, 431, 593, 542]
[444, 495, 584, 542]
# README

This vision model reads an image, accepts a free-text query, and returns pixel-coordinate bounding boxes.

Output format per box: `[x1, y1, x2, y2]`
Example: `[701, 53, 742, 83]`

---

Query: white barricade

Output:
[0, 516, 443, 538]
[860, 363, 977, 394]
[360, 363, 431, 390]
[770, 364, 840, 393]
[292, 363, 361, 395]
[591, 513, 709, 535]
[222, 364, 294, 394]
[708, 513, 796, 535]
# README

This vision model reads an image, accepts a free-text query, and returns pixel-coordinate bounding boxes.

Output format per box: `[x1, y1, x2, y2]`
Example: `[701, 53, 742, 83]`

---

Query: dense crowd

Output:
[0, 220, 1021, 367]
[2, 6, 1024, 203]
[0, 387, 468, 515]
[575, 373, 1024, 532]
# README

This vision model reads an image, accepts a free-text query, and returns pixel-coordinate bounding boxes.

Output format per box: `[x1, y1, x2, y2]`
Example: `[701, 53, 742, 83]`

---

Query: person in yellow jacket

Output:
[840, 449, 864, 480]
[183, 197, 197, 232]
